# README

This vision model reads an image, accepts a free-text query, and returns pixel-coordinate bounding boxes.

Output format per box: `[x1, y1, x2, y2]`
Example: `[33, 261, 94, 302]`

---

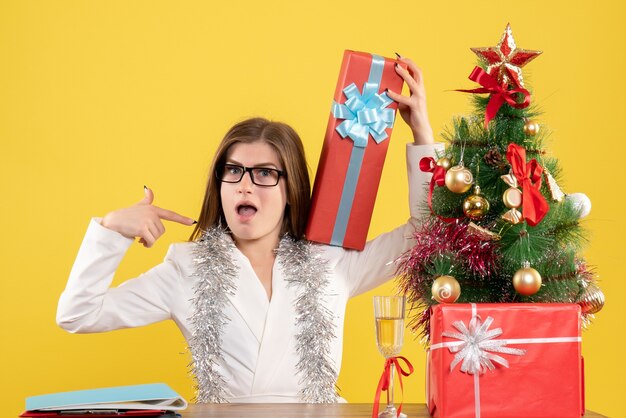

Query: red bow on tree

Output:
[506, 143, 549, 226]
[457, 66, 531, 128]
[372, 356, 414, 418]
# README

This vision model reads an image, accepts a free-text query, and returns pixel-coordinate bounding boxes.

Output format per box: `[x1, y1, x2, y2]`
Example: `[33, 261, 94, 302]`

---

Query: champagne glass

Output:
[373, 296, 406, 418]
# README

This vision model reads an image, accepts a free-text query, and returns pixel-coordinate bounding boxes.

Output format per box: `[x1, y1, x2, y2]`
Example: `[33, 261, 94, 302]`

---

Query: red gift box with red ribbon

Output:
[306, 50, 405, 250]
[427, 303, 584, 418]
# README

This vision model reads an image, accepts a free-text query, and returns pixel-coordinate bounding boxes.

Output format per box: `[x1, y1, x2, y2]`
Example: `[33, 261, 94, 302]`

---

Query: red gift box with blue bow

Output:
[306, 50, 405, 250]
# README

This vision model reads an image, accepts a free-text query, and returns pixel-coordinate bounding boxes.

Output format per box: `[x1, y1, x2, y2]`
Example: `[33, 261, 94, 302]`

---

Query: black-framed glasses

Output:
[216, 164, 285, 187]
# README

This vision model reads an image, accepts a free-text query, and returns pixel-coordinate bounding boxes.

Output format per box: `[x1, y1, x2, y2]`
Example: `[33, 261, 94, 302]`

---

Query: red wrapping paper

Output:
[427, 303, 584, 418]
[306, 50, 405, 250]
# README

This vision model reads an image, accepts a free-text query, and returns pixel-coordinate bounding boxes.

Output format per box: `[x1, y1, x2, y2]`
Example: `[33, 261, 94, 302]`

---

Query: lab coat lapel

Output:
[226, 249, 270, 344]
[251, 263, 296, 393]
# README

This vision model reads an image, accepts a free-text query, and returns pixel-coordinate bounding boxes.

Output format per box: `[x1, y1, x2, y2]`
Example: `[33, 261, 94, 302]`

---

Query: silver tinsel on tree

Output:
[188, 226, 237, 403]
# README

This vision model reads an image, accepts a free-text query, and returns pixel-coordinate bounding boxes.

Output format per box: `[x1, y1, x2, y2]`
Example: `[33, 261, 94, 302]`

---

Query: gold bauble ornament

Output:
[523, 119, 540, 136]
[463, 186, 490, 220]
[431, 275, 461, 303]
[445, 164, 473, 194]
[503, 187, 523, 209]
[578, 281, 605, 314]
[436, 157, 452, 170]
[512, 264, 542, 296]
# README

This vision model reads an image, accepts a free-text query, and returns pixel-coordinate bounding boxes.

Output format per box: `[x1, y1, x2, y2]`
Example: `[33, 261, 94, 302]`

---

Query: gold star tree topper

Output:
[471, 23, 542, 89]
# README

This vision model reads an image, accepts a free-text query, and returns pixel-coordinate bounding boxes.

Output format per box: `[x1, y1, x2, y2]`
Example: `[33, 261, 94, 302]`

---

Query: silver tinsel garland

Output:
[188, 229, 338, 403]
[277, 236, 339, 403]
[188, 226, 237, 403]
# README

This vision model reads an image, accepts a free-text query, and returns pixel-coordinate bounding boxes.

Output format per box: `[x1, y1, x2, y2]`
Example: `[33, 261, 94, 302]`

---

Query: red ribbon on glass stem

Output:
[456, 66, 531, 128]
[372, 356, 414, 418]
[419, 157, 461, 223]
[506, 143, 549, 226]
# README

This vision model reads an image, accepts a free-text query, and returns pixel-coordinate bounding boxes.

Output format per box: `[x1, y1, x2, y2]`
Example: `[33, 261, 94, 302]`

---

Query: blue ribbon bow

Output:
[332, 82, 395, 147]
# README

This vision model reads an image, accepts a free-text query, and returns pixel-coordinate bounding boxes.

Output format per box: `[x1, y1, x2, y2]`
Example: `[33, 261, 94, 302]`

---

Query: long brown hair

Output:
[189, 117, 311, 241]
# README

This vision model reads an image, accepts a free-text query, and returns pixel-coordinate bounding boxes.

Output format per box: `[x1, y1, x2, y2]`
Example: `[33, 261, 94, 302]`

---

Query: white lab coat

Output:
[57, 143, 441, 402]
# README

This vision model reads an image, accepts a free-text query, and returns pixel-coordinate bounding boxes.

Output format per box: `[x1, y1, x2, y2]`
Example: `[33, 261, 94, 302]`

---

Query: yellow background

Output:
[1, 1, 624, 416]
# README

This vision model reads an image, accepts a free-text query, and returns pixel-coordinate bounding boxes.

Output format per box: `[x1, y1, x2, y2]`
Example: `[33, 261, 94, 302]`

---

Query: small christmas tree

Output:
[399, 24, 604, 340]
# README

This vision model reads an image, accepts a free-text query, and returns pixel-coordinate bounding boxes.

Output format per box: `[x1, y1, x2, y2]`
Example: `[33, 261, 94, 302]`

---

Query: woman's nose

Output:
[237, 171, 254, 193]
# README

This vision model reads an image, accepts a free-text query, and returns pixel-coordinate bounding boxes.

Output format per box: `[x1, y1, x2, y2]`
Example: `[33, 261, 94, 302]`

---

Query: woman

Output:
[57, 57, 442, 402]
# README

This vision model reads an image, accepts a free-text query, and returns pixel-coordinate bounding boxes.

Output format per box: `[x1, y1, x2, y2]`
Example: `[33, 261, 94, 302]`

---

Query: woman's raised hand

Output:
[100, 187, 196, 248]
[386, 56, 434, 146]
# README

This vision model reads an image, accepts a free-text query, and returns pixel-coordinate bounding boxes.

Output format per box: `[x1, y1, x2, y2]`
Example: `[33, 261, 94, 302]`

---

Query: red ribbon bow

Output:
[506, 143, 549, 226]
[457, 66, 531, 128]
[420, 157, 446, 187]
[419, 157, 461, 223]
[372, 356, 414, 418]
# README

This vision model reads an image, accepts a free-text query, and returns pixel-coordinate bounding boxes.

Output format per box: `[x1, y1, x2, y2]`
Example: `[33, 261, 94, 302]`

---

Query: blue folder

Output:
[25, 383, 188, 411]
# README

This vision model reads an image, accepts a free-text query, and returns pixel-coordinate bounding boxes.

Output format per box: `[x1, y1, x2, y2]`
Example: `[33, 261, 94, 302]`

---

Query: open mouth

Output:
[236, 202, 258, 218]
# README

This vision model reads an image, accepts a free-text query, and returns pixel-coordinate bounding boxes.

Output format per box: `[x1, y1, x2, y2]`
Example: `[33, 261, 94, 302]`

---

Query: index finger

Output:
[394, 64, 420, 96]
[398, 57, 423, 84]
[155, 207, 196, 225]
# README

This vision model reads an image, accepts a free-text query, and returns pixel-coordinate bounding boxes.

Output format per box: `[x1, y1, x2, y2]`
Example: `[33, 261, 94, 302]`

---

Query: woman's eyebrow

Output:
[225, 160, 279, 168]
